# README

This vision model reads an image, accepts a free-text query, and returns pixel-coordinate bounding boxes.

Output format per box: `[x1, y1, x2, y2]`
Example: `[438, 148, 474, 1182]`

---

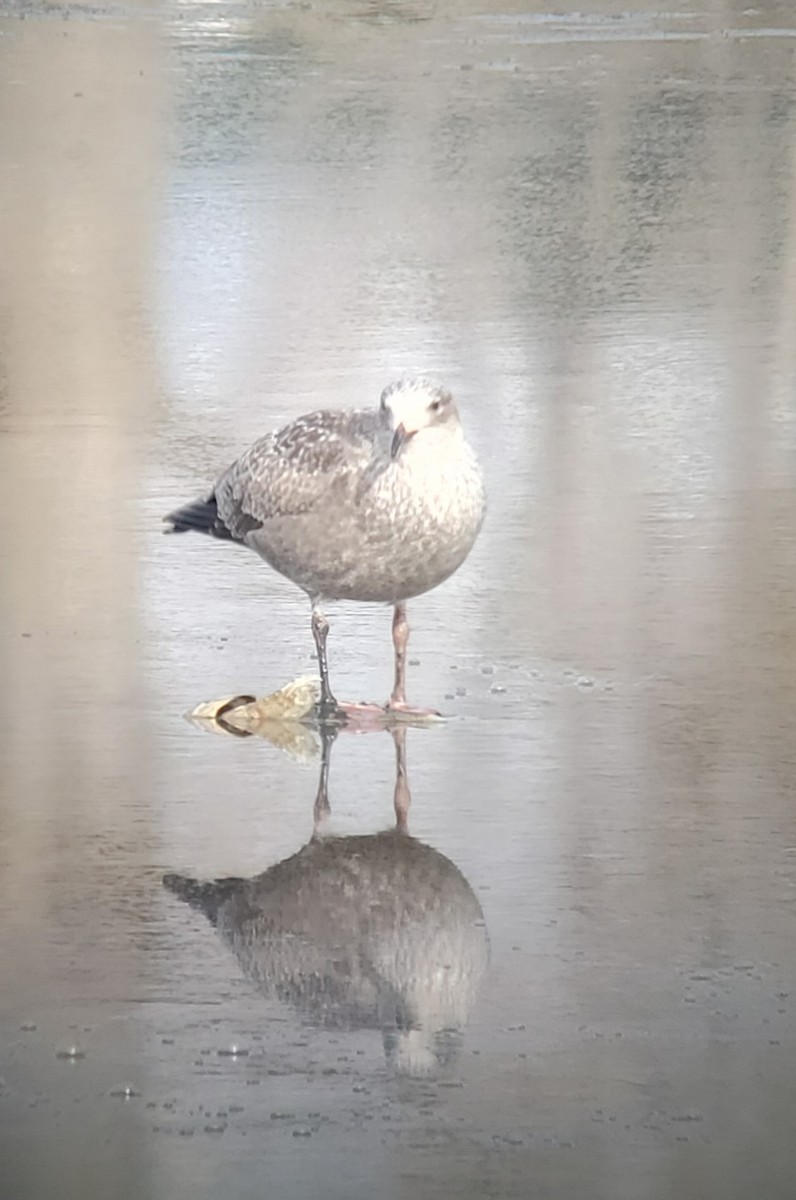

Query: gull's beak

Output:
[391, 423, 412, 460]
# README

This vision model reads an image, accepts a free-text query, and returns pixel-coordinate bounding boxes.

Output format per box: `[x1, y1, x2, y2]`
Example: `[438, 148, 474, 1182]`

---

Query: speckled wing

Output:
[213, 408, 386, 539]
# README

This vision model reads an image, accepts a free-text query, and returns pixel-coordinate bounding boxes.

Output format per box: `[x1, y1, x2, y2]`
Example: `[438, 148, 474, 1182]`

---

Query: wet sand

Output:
[1, 2, 796, 1198]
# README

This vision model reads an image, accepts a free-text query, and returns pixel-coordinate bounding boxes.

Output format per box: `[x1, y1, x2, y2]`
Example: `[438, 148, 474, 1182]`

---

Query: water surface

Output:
[1, 2, 796, 1198]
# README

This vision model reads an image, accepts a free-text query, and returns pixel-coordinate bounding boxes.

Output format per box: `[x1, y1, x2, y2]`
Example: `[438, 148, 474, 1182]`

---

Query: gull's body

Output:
[165, 379, 485, 718]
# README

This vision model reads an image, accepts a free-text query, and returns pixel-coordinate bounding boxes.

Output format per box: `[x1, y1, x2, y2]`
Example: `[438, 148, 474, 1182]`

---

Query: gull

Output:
[164, 378, 485, 720]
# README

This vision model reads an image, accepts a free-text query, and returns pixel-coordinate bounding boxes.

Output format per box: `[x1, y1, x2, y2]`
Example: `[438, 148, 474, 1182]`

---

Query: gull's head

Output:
[380, 379, 461, 461]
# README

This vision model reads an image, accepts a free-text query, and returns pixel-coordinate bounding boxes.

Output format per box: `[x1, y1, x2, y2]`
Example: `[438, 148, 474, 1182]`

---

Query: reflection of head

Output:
[383, 1026, 464, 1077]
[165, 830, 488, 1076]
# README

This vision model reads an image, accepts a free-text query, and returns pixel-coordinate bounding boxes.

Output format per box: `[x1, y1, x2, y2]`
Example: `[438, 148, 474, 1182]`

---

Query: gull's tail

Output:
[163, 494, 234, 540]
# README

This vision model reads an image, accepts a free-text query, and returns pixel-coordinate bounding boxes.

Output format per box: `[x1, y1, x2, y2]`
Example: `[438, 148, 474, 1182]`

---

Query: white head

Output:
[379, 379, 461, 461]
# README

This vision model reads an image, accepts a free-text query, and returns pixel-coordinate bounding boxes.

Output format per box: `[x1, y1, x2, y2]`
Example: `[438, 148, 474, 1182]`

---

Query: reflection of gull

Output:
[164, 729, 489, 1075]
[164, 379, 485, 720]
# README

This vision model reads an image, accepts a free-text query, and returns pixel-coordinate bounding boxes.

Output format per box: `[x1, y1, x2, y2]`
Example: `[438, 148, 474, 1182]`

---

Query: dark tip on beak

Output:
[391, 423, 411, 460]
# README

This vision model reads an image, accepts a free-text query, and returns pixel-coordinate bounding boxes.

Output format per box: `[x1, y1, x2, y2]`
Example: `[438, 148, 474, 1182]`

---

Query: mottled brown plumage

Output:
[165, 379, 485, 717]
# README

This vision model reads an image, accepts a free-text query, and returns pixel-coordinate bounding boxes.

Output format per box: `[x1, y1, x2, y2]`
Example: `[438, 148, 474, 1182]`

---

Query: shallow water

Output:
[2, 2, 796, 1197]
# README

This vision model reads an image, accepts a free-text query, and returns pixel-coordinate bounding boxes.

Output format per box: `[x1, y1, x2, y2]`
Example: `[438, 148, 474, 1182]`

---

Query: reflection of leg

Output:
[391, 725, 411, 832]
[388, 602, 409, 708]
[312, 726, 336, 836]
[311, 603, 340, 721]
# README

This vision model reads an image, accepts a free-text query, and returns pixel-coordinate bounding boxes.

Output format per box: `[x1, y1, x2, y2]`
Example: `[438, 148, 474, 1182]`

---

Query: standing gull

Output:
[164, 379, 486, 720]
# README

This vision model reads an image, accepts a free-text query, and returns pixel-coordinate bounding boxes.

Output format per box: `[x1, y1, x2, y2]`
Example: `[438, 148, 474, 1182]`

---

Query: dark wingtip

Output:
[163, 872, 242, 926]
[163, 518, 189, 534]
[162, 495, 234, 540]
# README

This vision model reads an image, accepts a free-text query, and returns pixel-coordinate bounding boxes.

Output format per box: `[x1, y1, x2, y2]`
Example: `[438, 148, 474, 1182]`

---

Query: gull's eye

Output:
[429, 398, 442, 413]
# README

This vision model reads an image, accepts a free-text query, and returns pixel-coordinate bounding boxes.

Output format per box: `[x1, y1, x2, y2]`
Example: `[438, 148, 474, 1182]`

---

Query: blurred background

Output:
[1, 1, 795, 1197]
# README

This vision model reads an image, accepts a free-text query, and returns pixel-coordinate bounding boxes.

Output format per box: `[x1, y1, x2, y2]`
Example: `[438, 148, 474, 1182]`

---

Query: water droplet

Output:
[205, 1123, 226, 1134]
[576, 676, 594, 689]
[490, 684, 507, 694]
[217, 1044, 249, 1058]
[109, 1083, 140, 1099]
[19, 1021, 37, 1032]
[55, 1042, 86, 1060]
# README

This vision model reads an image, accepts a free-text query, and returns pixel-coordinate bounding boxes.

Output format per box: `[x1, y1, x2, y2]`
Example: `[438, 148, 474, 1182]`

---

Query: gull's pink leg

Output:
[385, 603, 440, 718]
[315, 603, 441, 727]
[389, 602, 410, 707]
